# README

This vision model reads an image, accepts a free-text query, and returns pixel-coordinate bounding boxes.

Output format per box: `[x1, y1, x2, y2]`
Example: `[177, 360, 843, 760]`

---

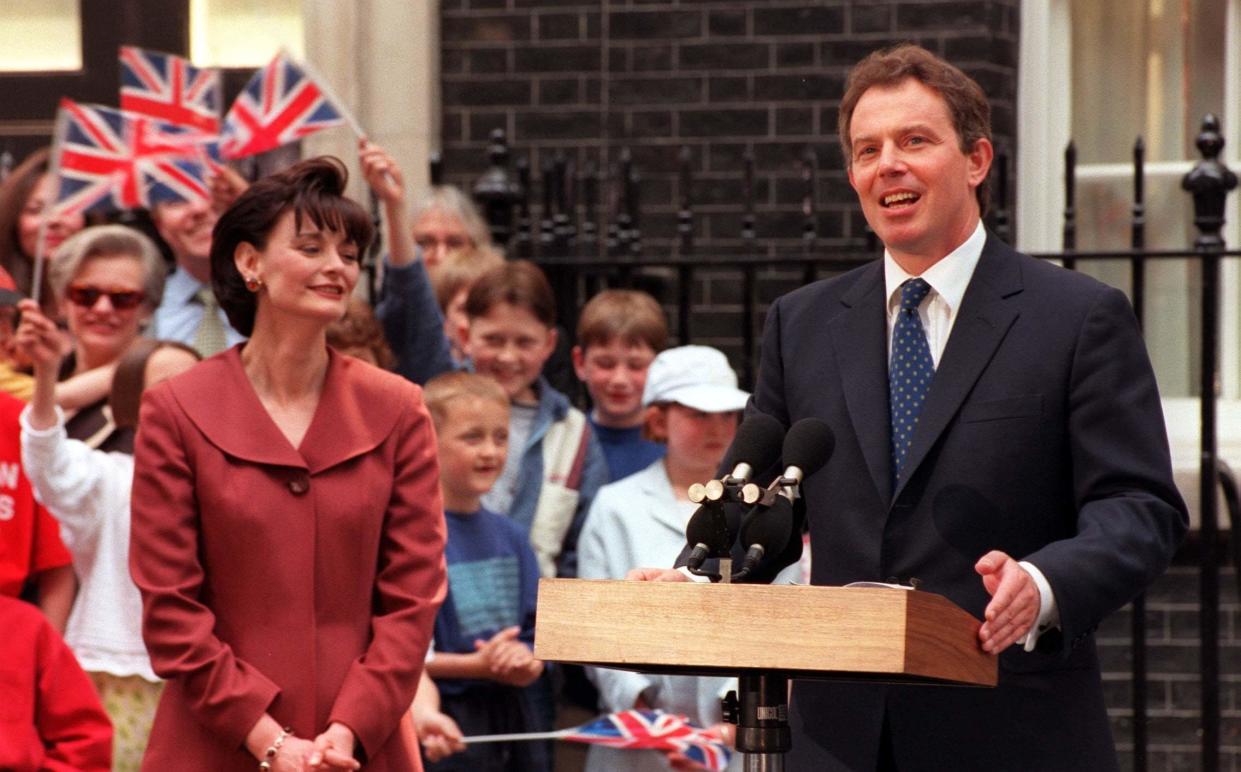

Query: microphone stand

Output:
[723, 671, 791, 772]
[681, 473, 793, 768]
[723, 476, 800, 770]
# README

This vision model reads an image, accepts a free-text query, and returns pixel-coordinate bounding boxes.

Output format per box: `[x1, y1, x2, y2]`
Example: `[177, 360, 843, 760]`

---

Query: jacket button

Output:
[288, 475, 309, 495]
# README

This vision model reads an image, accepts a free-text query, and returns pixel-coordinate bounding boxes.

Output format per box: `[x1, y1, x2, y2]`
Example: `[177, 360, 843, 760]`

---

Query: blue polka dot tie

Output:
[890, 278, 935, 487]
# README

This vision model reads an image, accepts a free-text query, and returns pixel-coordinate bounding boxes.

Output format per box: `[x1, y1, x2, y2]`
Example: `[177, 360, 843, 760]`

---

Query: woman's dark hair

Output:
[0, 147, 52, 295]
[210, 156, 374, 336]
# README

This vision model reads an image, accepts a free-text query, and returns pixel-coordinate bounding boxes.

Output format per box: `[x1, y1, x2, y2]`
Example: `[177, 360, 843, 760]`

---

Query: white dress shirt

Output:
[882, 220, 1057, 652]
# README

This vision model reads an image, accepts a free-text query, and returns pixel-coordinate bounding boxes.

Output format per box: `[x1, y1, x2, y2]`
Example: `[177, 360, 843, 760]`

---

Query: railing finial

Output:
[1182, 114, 1238, 251]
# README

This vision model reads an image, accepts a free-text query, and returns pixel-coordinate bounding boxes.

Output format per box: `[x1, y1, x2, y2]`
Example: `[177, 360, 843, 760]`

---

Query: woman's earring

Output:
[245, 276, 261, 292]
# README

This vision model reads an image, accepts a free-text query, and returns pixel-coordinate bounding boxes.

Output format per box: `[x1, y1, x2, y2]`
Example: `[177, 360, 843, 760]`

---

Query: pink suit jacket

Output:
[130, 347, 446, 770]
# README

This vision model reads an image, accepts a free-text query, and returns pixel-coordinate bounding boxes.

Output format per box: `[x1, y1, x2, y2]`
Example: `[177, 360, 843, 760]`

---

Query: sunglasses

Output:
[66, 285, 147, 310]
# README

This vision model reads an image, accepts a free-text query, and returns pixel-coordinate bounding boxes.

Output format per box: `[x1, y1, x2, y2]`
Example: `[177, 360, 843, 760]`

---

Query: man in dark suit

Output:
[642, 44, 1188, 770]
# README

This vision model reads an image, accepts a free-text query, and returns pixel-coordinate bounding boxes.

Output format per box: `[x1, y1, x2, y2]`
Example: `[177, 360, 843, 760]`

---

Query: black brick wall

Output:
[439, 0, 1020, 266]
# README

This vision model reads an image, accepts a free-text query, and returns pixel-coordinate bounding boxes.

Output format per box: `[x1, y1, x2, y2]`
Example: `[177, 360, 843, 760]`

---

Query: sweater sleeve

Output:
[374, 256, 455, 385]
[21, 405, 127, 552]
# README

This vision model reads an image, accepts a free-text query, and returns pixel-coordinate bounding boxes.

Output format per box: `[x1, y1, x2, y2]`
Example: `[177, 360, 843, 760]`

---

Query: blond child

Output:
[422, 372, 549, 772]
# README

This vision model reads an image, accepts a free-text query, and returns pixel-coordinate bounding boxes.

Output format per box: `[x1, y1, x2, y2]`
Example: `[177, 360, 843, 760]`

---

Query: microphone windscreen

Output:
[685, 502, 732, 553]
[721, 413, 785, 476]
[782, 418, 835, 475]
[738, 497, 795, 552]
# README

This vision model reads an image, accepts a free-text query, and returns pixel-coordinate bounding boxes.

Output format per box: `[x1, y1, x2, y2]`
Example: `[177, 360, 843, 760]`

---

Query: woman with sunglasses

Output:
[129, 158, 446, 771]
[41, 225, 168, 452]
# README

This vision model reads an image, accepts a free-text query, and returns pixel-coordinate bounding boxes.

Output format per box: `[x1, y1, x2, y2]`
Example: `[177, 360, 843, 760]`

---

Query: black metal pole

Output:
[801, 148, 817, 257]
[1129, 135, 1148, 772]
[678, 145, 694, 256]
[727, 671, 791, 772]
[1063, 141, 1077, 270]
[1182, 113, 1237, 772]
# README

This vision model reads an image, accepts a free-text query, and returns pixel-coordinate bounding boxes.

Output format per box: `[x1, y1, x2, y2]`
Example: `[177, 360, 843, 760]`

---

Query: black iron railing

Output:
[451, 116, 1238, 771]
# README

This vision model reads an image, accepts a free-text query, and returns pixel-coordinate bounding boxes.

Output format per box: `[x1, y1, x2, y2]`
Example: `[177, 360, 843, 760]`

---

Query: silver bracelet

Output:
[258, 727, 293, 771]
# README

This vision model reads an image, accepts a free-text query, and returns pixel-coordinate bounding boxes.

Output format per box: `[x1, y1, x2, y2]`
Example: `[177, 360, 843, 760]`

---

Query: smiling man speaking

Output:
[742, 44, 1187, 770]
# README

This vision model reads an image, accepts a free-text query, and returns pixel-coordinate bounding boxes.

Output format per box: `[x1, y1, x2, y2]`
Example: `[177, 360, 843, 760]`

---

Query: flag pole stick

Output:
[30, 104, 72, 302]
[461, 729, 574, 745]
[295, 51, 366, 139]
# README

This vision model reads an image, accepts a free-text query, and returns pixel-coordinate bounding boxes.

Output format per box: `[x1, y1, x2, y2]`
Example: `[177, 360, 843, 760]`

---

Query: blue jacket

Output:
[373, 256, 455, 385]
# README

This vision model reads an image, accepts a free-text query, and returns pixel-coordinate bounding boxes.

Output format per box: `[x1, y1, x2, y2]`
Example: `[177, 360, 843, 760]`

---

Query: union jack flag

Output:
[120, 46, 221, 133]
[561, 710, 731, 771]
[54, 99, 219, 216]
[220, 50, 346, 159]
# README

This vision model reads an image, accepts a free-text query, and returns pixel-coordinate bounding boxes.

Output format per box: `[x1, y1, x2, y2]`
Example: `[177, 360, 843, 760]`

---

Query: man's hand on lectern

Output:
[626, 567, 689, 582]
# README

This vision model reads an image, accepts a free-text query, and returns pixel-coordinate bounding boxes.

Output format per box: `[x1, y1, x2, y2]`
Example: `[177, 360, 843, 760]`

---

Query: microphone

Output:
[688, 412, 785, 506]
[684, 413, 785, 571]
[774, 417, 835, 495]
[735, 418, 835, 579]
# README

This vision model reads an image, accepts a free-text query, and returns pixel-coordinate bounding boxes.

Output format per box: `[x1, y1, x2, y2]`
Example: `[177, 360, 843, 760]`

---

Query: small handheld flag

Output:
[120, 46, 222, 133]
[462, 709, 732, 772]
[53, 98, 218, 216]
[220, 50, 353, 159]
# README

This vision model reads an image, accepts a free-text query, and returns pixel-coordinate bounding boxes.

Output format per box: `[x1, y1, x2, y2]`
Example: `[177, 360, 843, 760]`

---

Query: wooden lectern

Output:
[535, 579, 996, 770]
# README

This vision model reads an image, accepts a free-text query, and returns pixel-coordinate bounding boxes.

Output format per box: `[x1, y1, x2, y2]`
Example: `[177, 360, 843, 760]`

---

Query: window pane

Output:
[1073, 173, 1198, 397]
[1071, 0, 1225, 163]
[0, 0, 81, 72]
[190, 0, 303, 68]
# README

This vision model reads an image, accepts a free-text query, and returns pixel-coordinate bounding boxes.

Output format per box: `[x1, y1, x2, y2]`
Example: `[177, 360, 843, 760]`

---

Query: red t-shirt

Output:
[0, 393, 72, 596]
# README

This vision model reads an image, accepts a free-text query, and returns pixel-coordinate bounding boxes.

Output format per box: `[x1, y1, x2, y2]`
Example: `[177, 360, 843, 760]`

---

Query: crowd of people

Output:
[0, 131, 743, 772]
[0, 40, 1189, 772]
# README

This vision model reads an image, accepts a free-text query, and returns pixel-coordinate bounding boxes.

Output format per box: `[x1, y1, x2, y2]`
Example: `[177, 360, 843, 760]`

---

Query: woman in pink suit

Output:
[130, 158, 447, 771]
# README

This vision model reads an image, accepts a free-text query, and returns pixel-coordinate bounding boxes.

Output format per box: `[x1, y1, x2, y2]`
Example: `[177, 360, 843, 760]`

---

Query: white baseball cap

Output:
[641, 345, 749, 413]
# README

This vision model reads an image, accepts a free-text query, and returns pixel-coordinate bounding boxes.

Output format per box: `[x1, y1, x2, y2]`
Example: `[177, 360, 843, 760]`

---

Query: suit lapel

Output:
[893, 235, 1024, 500]
[829, 262, 893, 505]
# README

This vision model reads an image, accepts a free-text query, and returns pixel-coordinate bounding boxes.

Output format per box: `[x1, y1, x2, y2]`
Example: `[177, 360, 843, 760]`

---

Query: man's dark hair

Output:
[210, 156, 373, 336]
[838, 43, 992, 217]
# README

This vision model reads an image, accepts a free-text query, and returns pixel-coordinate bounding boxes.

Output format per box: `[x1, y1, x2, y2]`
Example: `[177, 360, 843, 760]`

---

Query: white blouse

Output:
[20, 405, 157, 681]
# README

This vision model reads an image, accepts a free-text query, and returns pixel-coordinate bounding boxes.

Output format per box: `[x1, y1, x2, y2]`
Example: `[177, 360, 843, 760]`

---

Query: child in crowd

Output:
[328, 296, 398, 369]
[571, 289, 668, 481]
[0, 594, 112, 771]
[431, 246, 504, 366]
[462, 260, 609, 579]
[578, 345, 775, 772]
[411, 670, 466, 763]
[17, 299, 201, 770]
[0, 287, 33, 399]
[0, 388, 74, 631]
[421, 372, 550, 772]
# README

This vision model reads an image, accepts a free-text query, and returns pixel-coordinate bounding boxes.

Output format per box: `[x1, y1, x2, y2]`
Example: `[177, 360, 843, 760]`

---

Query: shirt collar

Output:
[164, 267, 207, 305]
[884, 220, 986, 314]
